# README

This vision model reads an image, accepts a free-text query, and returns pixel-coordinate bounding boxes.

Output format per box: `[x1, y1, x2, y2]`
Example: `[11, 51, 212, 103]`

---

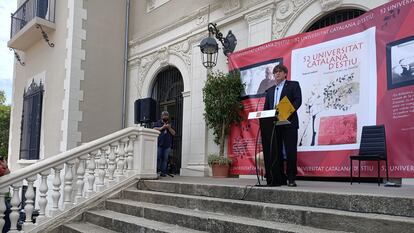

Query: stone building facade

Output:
[8, 0, 388, 175]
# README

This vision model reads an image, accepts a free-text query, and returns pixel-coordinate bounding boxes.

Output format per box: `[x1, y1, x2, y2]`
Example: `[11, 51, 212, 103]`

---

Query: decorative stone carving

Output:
[136, 53, 157, 97]
[139, 53, 157, 80]
[128, 57, 140, 69]
[134, 38, 189, 97]
[319, 0, 343, 12]
[275, 0, 294, 20]
[223, 0, 241, 14]
[132, 31, 208, 97]
[293, 0, 306, 7]
[157, 47, 169, 67]
[245, 5, 275, 24]
[170, 41, 191, 66]
[196, 15, 207, 26]
[272, 20, 288, 38]
[244, 0, 265, 7]
[272, 0, 313, 39]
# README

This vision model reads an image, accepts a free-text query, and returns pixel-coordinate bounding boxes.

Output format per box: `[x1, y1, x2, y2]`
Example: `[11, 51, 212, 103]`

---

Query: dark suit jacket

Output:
[264, 80, 302, 129]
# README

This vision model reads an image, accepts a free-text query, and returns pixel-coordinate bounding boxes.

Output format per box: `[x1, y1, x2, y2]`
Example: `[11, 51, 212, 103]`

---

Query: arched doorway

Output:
[151, 66, 184, 174]
[305, 9, 366, 32]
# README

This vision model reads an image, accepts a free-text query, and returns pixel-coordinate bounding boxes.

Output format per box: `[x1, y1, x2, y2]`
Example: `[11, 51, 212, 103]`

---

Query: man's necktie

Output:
[274, 87, 279, 109]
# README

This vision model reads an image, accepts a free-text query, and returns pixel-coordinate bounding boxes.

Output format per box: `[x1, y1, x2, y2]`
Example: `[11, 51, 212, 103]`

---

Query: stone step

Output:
[120, 188, 414, 233]
[84, 209, 208, 233]
[103, 198, 346, 233]
[136, 179, 414, 217]
[60, 222, 120, 233]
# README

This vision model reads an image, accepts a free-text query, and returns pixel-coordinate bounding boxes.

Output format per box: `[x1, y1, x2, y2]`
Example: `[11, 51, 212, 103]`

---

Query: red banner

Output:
[228, 0, 414, 177]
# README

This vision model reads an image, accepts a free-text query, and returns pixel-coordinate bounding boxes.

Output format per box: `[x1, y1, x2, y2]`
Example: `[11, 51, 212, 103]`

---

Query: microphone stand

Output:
[254, 95, 267, 187]
[269, 110, 279, 186]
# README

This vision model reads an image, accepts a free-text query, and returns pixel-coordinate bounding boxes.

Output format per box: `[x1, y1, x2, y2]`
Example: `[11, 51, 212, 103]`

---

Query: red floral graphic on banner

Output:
[318, 114, 357, 145]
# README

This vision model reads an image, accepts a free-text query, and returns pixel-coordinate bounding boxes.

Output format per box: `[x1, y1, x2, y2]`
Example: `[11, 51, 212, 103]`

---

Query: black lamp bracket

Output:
[208, 23, 224, 44]
[36, 24, 55, 48]
[207, 23, 237, 56]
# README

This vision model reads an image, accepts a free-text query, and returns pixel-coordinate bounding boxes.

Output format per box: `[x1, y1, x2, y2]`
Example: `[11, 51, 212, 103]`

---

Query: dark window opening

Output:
[20, 80, 43, 160]
[306, 9, 366, 32]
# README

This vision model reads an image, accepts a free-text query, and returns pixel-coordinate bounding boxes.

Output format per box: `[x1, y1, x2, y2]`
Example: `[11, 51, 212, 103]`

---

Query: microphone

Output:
[255, 97, 262, 112]
[255, 89, 268, 112]
[253, 90, 267, 186]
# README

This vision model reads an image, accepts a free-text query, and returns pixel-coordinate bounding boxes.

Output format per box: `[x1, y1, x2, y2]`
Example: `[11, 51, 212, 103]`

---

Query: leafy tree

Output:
[203, 70, 245, 157]
[0, 90, 11, 159]
[0, 90, 5, 104]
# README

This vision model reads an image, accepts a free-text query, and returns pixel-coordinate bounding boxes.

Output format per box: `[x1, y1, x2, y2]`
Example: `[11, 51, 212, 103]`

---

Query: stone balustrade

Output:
[0, 126, 159, 232]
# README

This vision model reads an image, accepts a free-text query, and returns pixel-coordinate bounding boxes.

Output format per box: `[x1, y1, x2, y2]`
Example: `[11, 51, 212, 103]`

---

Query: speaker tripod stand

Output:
[165, 154, 177, 177]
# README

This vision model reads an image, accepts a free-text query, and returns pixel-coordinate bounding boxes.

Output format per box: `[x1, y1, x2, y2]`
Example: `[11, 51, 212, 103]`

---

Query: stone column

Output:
[180, 46, 209, 176]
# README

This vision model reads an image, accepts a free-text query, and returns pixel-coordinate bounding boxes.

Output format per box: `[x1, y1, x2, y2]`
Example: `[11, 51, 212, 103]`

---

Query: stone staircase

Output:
[51, 178, 414, 233]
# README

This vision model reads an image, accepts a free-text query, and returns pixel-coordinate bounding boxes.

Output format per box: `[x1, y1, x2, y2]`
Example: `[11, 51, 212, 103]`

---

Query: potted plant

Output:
[207, 154, 234, 178]
[202, 70, 245, 177]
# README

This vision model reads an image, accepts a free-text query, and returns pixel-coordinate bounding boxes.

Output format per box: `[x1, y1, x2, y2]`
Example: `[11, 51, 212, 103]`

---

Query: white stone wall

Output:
[8, 0, 69, 171]
[9, 0, 130, 172]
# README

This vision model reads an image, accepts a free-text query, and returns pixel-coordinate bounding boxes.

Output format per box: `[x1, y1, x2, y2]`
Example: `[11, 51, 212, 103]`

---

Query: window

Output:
[306, 9, 366, 32]
[20, 80, 43, 160]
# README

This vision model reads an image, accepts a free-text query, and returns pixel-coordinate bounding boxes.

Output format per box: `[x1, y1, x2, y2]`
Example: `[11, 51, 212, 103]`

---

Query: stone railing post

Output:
[96, 148, 107, 192]
[132, 128, 159, 178]
[107, 143, 117, 182]
[37, 170, 50, 223]
[9, 182, 22, 233]
[86, 151, 97, 197]
[126, 135, 136, 174]
[0, 187, 7, 231]
[116, 139, 127, 179]
[75, 154, 87, 203]
[51, 165, 64, 217]
[23, 175, 37, 231]
[63, 160, 75, 209]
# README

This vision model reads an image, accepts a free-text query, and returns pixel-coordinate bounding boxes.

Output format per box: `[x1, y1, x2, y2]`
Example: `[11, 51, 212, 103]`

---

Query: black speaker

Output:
[134, 98, 157, 124]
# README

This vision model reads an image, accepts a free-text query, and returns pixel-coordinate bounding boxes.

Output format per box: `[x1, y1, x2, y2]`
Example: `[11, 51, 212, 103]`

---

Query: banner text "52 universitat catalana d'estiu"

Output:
[228, 0, 414, 178]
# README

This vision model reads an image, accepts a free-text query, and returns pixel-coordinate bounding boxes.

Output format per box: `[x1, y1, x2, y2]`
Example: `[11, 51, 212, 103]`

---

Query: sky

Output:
[0, 0, 16, 105]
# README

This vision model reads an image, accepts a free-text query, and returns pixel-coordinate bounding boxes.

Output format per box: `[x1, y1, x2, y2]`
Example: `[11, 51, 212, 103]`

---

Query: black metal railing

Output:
[10, 0, 56, 38]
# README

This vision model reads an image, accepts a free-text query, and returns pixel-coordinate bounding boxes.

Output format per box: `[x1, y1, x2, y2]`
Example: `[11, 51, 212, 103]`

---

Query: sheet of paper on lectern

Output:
[276, 96, 295, 121]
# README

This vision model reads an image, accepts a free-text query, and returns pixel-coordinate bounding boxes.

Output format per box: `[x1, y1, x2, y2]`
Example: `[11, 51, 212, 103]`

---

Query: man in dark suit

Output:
[262, 64, 302, 187]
